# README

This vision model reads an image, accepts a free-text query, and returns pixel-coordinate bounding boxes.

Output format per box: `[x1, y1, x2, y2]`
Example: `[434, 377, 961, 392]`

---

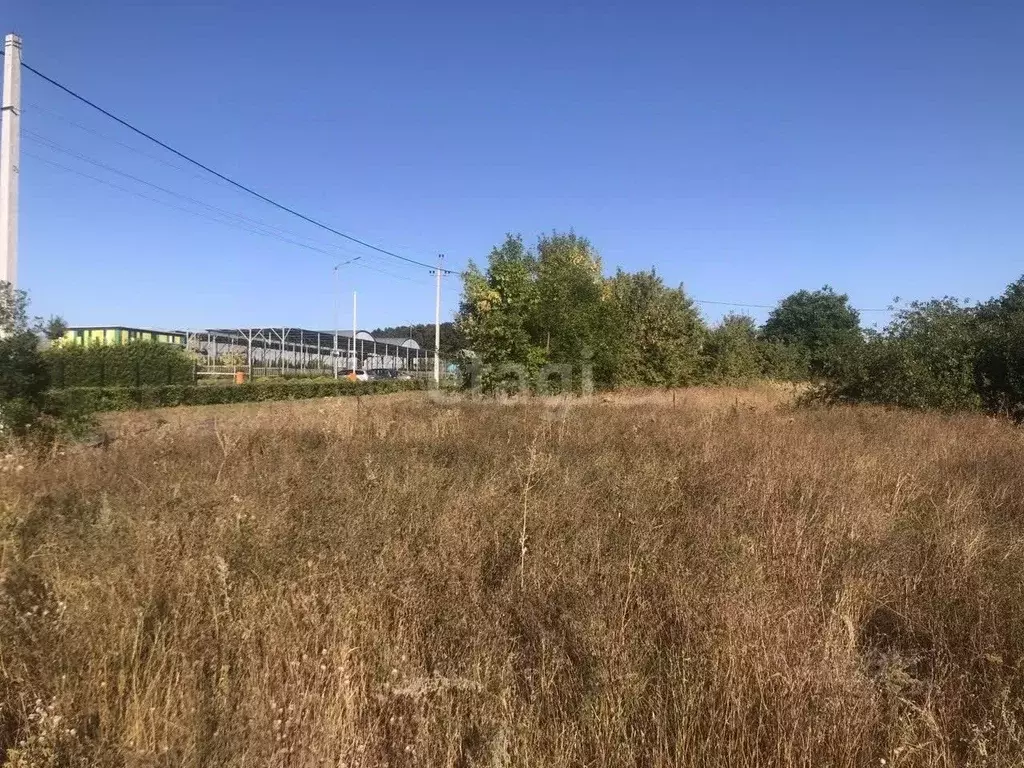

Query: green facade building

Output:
[63, 326, 186, 346]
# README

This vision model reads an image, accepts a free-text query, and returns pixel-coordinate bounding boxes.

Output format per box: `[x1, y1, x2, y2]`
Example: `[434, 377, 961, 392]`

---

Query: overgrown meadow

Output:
[2, 388, 1023, 767]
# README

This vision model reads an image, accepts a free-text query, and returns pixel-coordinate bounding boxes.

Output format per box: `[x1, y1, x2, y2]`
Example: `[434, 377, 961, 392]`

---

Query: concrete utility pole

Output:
[433, 254, 443, 385]
[1, 34, 22, 287]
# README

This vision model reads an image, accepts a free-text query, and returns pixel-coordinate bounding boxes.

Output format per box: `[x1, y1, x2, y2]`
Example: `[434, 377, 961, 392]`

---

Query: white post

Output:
[331, 257, 359, 377]
[333, 265, 339, 379]
[351, 290, 357, 372]
[433, 254, 443, 385]
[0, 34, 22, 287]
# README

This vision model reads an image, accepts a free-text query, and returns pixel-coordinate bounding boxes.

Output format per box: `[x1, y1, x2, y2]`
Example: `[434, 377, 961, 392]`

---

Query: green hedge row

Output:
[45, 341, 196, 388]
[44, 378, 426, 414]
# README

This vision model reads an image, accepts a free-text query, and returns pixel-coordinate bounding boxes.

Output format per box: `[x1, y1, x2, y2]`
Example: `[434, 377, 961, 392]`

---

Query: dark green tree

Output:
[370, 322, 466, 357]
[762, 286, 861, 377]
[756, 338, 811, 381]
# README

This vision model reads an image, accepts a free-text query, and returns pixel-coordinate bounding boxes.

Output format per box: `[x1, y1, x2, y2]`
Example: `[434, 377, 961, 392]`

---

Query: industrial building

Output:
[61, 325, 431, 376]
[186, 328, 425, 374]
[63, 326, 187, 346]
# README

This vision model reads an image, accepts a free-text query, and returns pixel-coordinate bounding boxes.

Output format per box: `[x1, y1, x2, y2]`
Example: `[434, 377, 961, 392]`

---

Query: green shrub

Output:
[45, 340, 195, 388]
[1, 332, 50, 437]
[45, 378, 426, 415]
[700, 314, 762, 384]
[814, 298, 983, 412]
[757, 338, 811, 381]
[975, 277, 1024, 420]
[1, 282, 54, 438]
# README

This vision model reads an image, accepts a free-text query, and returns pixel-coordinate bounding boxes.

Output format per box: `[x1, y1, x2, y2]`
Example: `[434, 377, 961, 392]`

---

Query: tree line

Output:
[4, 238, 1023, 436]
[820, 285, 1024, 417]
[456, 231, 1024, 418]
[370, 323, 466, 358]
[455, 232, 839, 390]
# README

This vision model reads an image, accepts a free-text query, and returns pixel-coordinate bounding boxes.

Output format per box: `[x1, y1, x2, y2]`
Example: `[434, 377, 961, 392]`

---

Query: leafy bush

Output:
[607, 269, 706, 387]
[700, 316, 816, 384]
[1, 330, 50, 416]
[45, 340, 195, 388]
[45, 378, 426, 415]
[975, 277, 1024, 420]
[756, 338, 811, 381]
[814, 298, 984, 412]
[0, 283, 50, 437]
[701, 314, 762, 384]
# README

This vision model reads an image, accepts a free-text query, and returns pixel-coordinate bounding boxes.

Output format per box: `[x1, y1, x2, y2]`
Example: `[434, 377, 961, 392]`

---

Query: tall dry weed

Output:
[0, 389, 1023, 766]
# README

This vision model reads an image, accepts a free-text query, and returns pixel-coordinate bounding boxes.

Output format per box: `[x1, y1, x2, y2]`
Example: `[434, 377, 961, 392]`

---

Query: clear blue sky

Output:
[8, 0, 1024, 331]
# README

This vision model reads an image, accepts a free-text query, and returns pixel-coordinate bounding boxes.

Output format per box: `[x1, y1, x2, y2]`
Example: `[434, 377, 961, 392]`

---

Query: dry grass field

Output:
[2, 386, 1023, 767]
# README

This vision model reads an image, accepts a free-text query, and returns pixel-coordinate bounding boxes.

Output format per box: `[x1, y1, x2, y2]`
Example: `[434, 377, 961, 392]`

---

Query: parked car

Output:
[368, 368, 398, 380]
[339, 368, 369, 382]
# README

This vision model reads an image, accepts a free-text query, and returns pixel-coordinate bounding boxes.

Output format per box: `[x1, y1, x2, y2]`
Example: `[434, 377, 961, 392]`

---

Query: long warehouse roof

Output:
[198, 328, 422, 350]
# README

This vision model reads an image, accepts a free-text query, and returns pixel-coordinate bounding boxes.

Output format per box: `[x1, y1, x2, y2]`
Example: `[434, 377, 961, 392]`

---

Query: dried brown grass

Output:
[1, 387, 1024, 766]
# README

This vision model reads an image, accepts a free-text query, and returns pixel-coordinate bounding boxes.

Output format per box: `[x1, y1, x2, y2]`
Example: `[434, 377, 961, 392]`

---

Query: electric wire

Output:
[692, 298, 888, 312]
[23, 148, 427, 286]
[11, 56, 892, 314]
[10, 54, 453, 273]
[23, 131, 426, 274]
[24, 101, 234, 191]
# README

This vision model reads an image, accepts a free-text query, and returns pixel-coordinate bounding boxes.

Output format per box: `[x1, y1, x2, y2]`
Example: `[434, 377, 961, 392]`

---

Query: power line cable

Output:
[352, 259, 434, 286]
[24, 100, 238, 191]
[27, 149, 436, 295]
[26, 130, 317, 238]
[24, 149, 356, 254]
[23, 113, 404, 268]
[24, 111, 431, 274]
[24, 149, 275, 233]
[692, 299, 776, 309]
[10, 55, 892, 311]
[26, 148, 433, 289]
[24, 130, 418, 272]
[692, 298, 888, 312]
[10, 55, 456, 274]
[19, 152, 354, 269]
